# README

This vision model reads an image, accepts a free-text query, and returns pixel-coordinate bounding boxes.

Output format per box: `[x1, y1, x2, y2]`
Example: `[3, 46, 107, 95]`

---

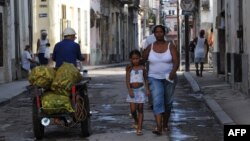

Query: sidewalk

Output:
[1, 62, 250, 126]
[0, 62, 129, 106]
[0, 79, 29, 105]
[184, 64, 250, 125]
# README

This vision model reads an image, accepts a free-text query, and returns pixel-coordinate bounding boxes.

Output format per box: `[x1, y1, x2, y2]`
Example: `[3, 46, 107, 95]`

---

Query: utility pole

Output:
[177, 0, 180, 51]
[184, 15, 189, 71]
[143, 0, 149, 37]
[180, 0, 195, 72]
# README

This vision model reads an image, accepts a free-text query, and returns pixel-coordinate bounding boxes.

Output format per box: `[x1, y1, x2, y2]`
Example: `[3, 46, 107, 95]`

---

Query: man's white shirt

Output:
[144, 34, 156, 49]
[22, 50, 32, 72]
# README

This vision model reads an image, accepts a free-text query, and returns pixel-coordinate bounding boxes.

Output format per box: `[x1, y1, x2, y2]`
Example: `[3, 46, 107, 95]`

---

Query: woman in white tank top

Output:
[142, 25, 179, 135]
[193, 29, 209, 77]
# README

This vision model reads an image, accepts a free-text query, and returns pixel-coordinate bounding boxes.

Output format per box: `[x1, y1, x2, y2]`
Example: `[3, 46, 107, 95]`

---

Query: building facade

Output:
[213, 0, 250, 95]
[163, 0, 178, 43]
[0, 0, 32, 83]
[90, 0, 140, 65]
[33, 0, 91, 64]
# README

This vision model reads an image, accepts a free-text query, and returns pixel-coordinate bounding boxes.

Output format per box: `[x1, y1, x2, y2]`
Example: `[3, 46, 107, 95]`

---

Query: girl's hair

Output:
[153, 25, 166, 34]
[129, 49, 141, 58]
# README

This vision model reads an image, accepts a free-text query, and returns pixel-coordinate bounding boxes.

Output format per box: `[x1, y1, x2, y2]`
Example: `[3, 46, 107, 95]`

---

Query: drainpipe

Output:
[14, 0, 20, 80]
[28, 0, 32, 48]
[177, 0, 180, 50]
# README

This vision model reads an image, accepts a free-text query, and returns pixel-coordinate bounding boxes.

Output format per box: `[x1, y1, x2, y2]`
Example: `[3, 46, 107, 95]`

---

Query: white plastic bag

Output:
[44, 47, 50, 59]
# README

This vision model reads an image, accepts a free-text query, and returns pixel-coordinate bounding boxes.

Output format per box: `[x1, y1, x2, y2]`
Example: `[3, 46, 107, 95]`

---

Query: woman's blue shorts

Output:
[148, 77, 177, 115]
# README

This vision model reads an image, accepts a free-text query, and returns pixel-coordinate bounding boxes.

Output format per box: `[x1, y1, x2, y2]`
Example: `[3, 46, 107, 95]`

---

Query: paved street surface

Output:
[0, 66, 223, 141]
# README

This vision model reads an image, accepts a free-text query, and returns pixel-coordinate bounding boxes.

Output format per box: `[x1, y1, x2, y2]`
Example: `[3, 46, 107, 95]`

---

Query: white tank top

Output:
[130, 69, 144, 83]
[148, 43, 173, 79]
[38, 39, 48, 53]
[194, 37, 206, 58]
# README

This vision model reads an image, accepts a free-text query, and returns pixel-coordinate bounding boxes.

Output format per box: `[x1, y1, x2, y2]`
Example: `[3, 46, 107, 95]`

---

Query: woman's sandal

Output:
[163, 127, 170, 132]
[136, 130, 143, 136]
[132, 124, 138, 129]
[152, 128, 162, 136]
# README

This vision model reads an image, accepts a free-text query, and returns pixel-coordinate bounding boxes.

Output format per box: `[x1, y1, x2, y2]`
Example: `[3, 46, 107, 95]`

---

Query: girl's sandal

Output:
[132, 124, 138, 129]
[136, 130, 143, 136]
[152, 128, 162, 136]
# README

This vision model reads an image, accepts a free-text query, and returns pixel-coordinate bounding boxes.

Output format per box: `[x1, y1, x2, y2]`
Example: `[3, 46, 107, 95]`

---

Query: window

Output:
[172, 10, 175, 15]
[168, 10, 171, 15]
[60, 5, 67, 40]
[84, 10, 88, 46]
[165, 22, 170, 28]
[78, 8, 81, 45]
[62, 5, 66, 19]
[174, 23, 177, 31]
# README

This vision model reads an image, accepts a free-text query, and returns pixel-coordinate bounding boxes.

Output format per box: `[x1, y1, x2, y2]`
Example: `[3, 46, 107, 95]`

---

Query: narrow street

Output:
[0, 66, 223, 141]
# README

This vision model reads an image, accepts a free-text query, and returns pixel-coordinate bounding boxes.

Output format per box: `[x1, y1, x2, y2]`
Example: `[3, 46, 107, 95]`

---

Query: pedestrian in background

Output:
[208, 28, 214, 68]
[52, 27, 84, 68]
[125, 49, 150, 136]
[37, 30, 50, 65]
[192, 29, 209, 77]
[142, 25, 179, 135]
[189, 38, 196, 63]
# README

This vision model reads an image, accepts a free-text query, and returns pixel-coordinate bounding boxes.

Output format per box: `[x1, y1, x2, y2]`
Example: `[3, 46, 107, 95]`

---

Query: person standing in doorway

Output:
[208, 28, 214, 68]
[126, 49, 150, 136]
[193, 29, 209, 77]
[37, 30, 50, 65]
[142, 25, 179, 135]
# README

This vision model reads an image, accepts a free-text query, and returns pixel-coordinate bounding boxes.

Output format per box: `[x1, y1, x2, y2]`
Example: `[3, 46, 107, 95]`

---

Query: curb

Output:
[0, 98, 10, 106]
[203, 95, 235, 125]
[0, 90, 27, 106]
[183, 72, 200, 92]
[183, 72, 235, 125]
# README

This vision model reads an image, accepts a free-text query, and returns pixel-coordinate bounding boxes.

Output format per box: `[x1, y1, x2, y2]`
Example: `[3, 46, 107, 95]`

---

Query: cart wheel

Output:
[81, 90, 92, 137]
[32, 98, 44, 139]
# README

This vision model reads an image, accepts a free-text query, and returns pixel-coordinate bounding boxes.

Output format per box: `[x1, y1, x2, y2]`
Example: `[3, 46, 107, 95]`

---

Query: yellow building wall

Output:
[33, 0, 90, 54]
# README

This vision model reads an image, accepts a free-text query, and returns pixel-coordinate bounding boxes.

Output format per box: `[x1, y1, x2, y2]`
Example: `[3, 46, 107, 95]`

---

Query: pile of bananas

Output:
[28, 66, 55, 89]
[41, 91, 74, 114]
